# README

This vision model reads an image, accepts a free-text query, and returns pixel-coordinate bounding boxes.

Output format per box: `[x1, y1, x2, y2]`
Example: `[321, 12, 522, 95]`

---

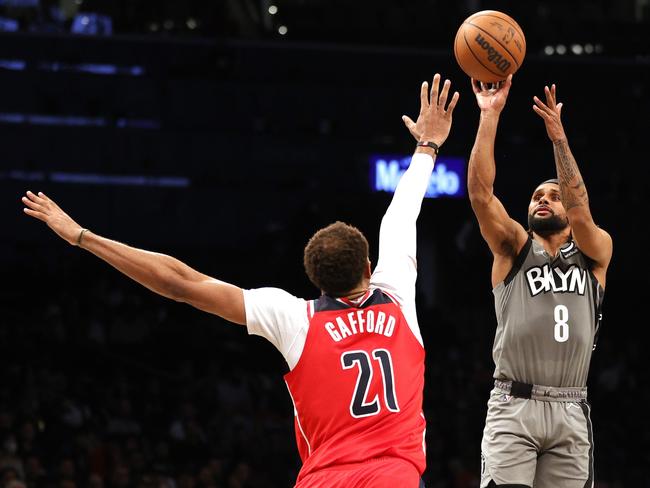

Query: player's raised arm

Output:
[396, 74, 459, 220]
[373, 74, 458, 301]
[468, 75, 528, 273]
[22, 191, 246, 324]
[533, 83, 613, 279]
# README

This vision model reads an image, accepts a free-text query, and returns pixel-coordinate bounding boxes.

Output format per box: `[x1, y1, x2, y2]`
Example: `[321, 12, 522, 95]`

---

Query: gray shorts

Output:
[480, 384, 594, 488]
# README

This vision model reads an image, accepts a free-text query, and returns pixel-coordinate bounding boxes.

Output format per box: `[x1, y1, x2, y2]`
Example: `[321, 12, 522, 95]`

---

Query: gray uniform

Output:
[481, 237, 604, 488]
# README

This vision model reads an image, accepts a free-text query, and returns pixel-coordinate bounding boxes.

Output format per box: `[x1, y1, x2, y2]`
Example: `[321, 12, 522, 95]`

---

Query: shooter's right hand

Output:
[472, 74, 513, 115]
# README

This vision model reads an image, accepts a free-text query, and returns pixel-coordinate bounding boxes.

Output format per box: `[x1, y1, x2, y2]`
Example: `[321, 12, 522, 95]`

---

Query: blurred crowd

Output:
[1, 258, 646, 488]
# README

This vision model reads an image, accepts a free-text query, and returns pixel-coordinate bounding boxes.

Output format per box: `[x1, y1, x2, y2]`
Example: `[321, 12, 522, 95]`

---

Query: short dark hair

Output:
[534, 178, 559, 192]
[303, 221, 369, 296]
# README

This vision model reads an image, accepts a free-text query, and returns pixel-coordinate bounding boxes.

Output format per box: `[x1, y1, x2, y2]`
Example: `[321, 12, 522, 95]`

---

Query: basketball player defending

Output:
[22, 74, 460, 488]
[468, 75, 612, 487]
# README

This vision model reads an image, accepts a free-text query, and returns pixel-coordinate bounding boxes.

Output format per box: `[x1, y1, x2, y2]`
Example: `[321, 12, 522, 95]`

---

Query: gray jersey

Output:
[492, 237, 604, 387]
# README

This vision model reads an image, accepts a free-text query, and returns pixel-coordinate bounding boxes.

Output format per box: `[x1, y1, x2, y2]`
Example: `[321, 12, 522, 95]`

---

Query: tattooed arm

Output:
[533, 84, 613, 283]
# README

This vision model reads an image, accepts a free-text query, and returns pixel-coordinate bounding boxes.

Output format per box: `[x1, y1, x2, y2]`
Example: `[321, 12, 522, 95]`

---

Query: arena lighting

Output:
[278, 25, 288, 35]
[71, 12, 112, 35]
[544, 43, 601, 57]
[0, 112, 159, 129]
[0, 59, 25, 70]
[0, 0, 38, 6]
[370, 155, 465, 199]
[268, 5, 278, 14]
[0, 58, 145, 76]
[1, 170, 190, 188]
[0, 16, 18, 31]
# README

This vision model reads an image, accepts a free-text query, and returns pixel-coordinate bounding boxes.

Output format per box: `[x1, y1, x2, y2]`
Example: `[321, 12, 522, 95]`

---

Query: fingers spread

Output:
[25, 190, 52, 209]
[533, 95, 552, 114]
[532, 104, 550, 119]
[402, 115, 416, 130]
[26, 190, 43, 203]
[446, 91, 460, 114]
[501, 74, 513, 95]
[420, 81, 429, 111]
[438, 79, 451, 109]
[22, 195, 44, 212]
[23, 207, 47, 222]
[544, 85, 555, 107]
[430, 73, 441, 106]
[471, 78, 481, 95]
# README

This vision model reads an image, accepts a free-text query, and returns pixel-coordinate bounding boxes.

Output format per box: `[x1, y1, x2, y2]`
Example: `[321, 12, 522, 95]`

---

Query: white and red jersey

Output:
[285, 289, 426, 481]
[244, 153, 434, 483]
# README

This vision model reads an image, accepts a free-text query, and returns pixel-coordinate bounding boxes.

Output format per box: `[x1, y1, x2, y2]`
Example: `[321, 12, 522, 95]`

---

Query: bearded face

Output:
[527, 183, 569, 236]
[528, 212, 569, 236]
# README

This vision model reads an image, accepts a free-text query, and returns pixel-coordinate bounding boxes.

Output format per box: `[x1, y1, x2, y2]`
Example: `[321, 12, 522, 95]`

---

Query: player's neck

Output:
[338, 279, 370, 300]
[344, 288, 369, 300]
[532, 229, 571, 257]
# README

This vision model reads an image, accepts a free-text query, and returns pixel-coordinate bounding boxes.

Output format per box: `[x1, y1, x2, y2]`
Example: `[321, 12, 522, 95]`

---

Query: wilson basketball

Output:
[453, 10, 526, 83]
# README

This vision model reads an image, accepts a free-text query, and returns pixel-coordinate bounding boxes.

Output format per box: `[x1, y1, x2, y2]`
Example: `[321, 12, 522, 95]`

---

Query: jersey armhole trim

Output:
[381, 289, 400, 306]
[285, 381, 312, 456]
[503, 236, 533, 287]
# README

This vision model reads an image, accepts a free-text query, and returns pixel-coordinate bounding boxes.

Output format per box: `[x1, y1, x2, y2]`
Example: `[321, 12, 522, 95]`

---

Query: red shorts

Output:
[295, 457, 422, 488]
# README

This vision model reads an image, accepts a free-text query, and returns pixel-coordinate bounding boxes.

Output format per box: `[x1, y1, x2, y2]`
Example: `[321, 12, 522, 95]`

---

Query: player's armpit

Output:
[175, 279, 246, 325]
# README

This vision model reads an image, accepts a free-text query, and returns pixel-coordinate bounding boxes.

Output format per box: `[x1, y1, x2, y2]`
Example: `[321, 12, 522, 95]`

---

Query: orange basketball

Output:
[453, 10, 526, 83]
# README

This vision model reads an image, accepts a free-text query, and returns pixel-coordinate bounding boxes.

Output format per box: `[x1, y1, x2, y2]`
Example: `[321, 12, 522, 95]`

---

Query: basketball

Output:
[453, 10, 526, 83]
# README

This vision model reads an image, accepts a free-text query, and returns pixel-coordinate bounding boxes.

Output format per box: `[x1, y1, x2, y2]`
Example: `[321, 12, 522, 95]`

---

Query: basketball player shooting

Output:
[22, 74, 459, 488]
[467, 75, 613, 487]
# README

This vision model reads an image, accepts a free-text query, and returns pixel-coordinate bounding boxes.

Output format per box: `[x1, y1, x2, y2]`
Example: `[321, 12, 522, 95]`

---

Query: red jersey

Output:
[244, 152, 435, 486]
[285, 289, 426, 483]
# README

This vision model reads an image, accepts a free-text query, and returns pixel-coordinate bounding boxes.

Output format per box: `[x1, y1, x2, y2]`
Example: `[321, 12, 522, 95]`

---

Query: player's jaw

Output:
[528, 211, 569, 236]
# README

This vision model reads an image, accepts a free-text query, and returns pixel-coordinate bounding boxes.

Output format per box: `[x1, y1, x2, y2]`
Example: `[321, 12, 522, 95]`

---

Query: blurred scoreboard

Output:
[370, 155, 465, 199]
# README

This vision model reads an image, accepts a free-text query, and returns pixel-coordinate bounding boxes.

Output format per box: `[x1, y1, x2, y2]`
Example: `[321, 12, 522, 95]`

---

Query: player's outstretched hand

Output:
[22, 191, 84, 246]
[533, 83, 567, 143]
[402, 73, 459, 146]
[472, 73, 512, 115]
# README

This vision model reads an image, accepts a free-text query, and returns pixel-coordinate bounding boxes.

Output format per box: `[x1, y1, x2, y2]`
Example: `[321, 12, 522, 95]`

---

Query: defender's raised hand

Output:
[402, 73, 459, 145]
[533, 83, 567, 143]
[22, 191, 84, 245]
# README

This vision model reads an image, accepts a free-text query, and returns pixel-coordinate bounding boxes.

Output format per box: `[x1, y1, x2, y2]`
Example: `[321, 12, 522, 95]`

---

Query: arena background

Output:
[1, 1, 648, 487]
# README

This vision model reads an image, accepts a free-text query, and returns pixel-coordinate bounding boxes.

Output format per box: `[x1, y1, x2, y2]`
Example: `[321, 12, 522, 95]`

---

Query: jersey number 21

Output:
[341, 349, 400, 418]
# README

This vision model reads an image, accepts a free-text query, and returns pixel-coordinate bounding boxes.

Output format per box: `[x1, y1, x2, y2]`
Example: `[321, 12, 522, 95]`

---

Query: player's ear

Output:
[365, 260, 372, 279]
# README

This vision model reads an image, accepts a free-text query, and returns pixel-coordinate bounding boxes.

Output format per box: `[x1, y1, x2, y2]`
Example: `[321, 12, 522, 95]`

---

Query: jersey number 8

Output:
[554, 304, 570, 343]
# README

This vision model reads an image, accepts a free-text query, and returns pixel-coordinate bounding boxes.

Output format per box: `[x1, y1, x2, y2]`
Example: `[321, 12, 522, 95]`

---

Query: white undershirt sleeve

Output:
[370, 152, 434, 345]
[243, 287, 309, 370]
